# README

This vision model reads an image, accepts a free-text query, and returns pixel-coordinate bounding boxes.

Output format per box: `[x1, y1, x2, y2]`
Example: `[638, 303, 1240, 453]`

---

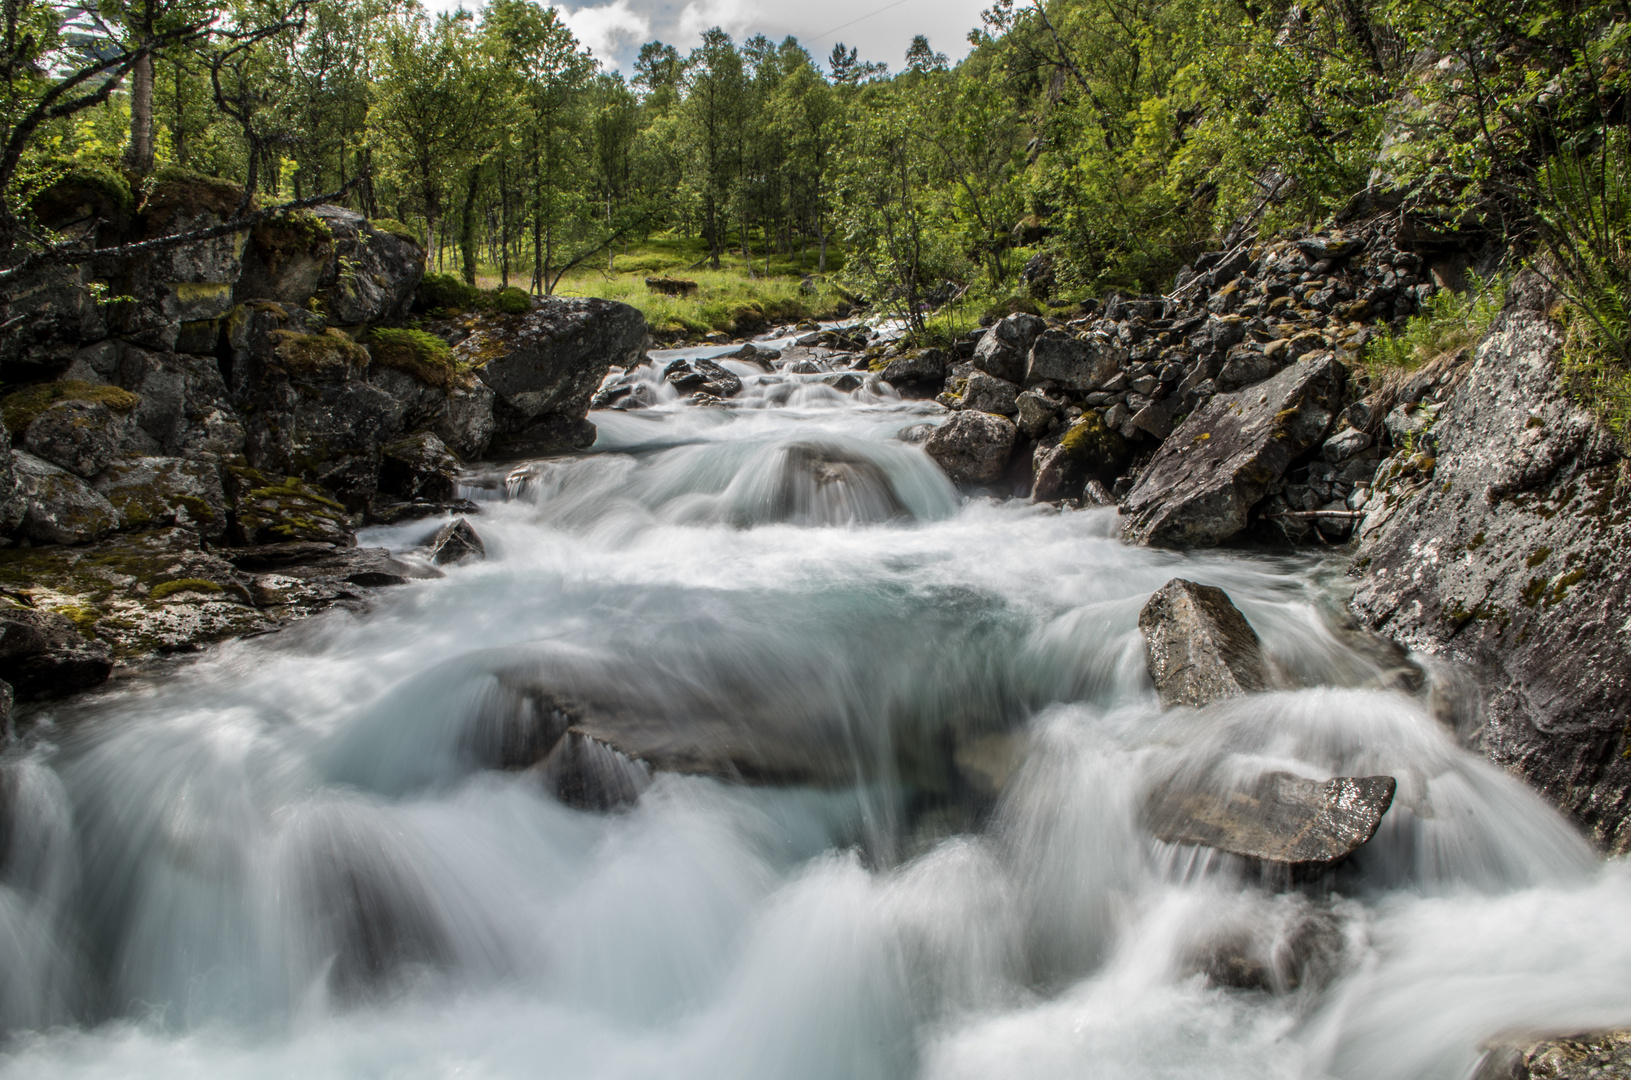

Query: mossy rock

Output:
[268, 328, 371, 379]
[369, 218, 421, 245]
[1, 381, 139, 434]
[1059, 411, 1129, 469]
[366, 327, 460, 389]
[141, 165, 248, 221]
[417, 272, 483, 313]
[31, 159, 135, 231]
[230, 466, 353, 545]
[250, 210, 334, 274]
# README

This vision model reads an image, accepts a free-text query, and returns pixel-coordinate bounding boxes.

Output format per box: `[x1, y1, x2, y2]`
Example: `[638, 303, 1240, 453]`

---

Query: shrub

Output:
[1363, 273, 1507, 374]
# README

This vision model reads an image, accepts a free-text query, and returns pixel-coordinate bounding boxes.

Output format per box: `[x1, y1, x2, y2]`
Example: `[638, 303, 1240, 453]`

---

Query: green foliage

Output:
[1364, 275, 1508, 373]
[366, 327, 460, 388]
[370, 219, 421, 245]
[1, 382, 141, 434]
[418, 271, 484, 311]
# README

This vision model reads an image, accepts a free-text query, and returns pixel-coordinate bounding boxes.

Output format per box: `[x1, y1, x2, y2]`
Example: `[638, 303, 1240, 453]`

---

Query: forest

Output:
[0, 0, 1627, 360]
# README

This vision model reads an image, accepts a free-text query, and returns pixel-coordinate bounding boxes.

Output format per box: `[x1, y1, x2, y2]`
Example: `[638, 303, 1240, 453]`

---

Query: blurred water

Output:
[0, 342, 1622, 1079]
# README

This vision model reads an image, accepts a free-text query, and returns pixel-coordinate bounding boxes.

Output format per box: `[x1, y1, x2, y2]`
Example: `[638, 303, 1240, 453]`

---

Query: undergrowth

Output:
[1363, 273, 1508, 376]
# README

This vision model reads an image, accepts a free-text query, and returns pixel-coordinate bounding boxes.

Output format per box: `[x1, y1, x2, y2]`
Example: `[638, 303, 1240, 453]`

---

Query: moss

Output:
[140, 165, 248, 220]
[1467, 531, 1485, 550]
[55, 603, 101, 636]
[1521, 576, 1548, 607]
[1547, 567, 1589, 605]
[2, 381, 140, 433]
[31, 159, 134, 228]
[494, 286, 532, 315]
[174, 282, 232, 305]
[268, 329, 370, 378]
[1526, 546, 1553, 568]
[366, 327, 459, 389]
[1059, 411, 1129, 466]
[150, 578, 225, 601]
[251, 210, 333, 273]
[369, 218, 421, 245]
[418, 272, 483, 312]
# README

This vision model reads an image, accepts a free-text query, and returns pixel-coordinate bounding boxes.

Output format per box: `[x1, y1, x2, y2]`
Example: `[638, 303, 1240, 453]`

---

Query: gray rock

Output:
[0, 605, 114, 699]
[972, 313, 1046, 383]
[1473, 1030, 1631, 1080]
[1129, 399, 1175, 440]
[1145, 771, 1397, 868]
[436, 380, 497, 460]
[923, 410, 1018, 485]
[429, 518, 485, 565]
[1015, 390, 1061, 438]
[313, 207, 425, 325]
[0, 677, 11, 736]
[0, 417, 23, 531]
[12, 451, 122, 544]
[533, 731, 653, 811]
[379, 430, 459, 503]
[1025, 331, 1123, 391]
[765, 442, 906, 526]
[1384, 401, 1437, 444]
[467, 297, 646, 427]
[1120, 353, 1345, 547]
[960, 371, 1020, 416]
[1349, 305, 1631, 851]
[277, 546, 442, 587]
[22, 399, 128, 478]
[1320, 427, 1372, 461]
[880, 348, 948, 397]
[92, 456, 228, 541]
[1139, 579, 1270, 708]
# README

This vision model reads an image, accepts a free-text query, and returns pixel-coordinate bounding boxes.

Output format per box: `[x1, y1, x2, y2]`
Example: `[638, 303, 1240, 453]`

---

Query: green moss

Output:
[494, 286, 531, 314]
[268, 329, 370, 378]
[141, 165, 248, 220]
[418, 272, 483, 312]
[1467, 531, 1486, 549]
[1, 381, 140, 433]
[31, 159, 134, 227]
[366, 327, 459, 389]
[251, 210, 333, 273]
[369, 218, 421, 245]
[1059, 411, 1129, 466]
[55, 603, 101, 636]
[1526, 546, 1553, 567]
[150, 578, 225, 601]
[1547, 567, 1589, 605]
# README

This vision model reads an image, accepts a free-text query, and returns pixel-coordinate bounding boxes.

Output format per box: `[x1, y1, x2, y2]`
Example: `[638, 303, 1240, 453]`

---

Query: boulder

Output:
[274, 546, 442, 588]
[118, 348, 245, 460]
[1145, 771, 1397, 869]
[1014, 390, 1061, 439]
[533, 731, 653, 811]
[959, 371, 1020, 416]
[880, 348, 948, 397]
[1348, 302, 1631, 851]
[1120, 352, 1346, 547]
[463, 297, 646, 452]
[230, 466, 354, 546]
[923, 410, 1018, 485]
[1025, 330, 1124, 391]
[379, 431, 460, 503]
[313, 207, 425, 325]
[0, 417, 23, 531]
[22, 399, 128, 477]
[0, 604, 114, 699]
[92, 456, 229, 541]
[1140, 579, 1270, 708]
[1474, 1031, 1631, 1080]
[428, 518, 485, 565]
[972, 313, 1046, 383]
[766, 442, 907, 526]
[12, 451, 122, 544]
[1320, 427, 1372, 461]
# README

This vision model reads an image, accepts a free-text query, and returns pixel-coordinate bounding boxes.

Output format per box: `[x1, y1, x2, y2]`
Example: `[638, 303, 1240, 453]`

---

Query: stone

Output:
[1129, 399, 1175, 440]
[972, 313, 1046, 383]
[12, 451, 122, 544]
[0, 417, 23, 531]
[1474, 1030, 1631, 1080]
[923, 410, 1018, 485]
[960, 371, 1020, 416]
[1182, 904, 1344, 994]
[379, 430, 459, 503]
[1216, 348, 1282, 391]
[22, 399, 128, 477]
[1384, 401, 1437, 444]
[1025, 331, 1124, 391]
[230, 466, 354, 546]
[1348, 304, 1631, 851]
[436, 381, 497, 460]
[312, 207, 426, 325]
[92, 456, 229, 542]
[465, 296, 646, 429]
[276, 547, 441, 587]
[765, 442, 907, 526]
[0, 604, 114, 699]
[1015, 390, 1061, 438]
[1120, 353, 1346, 547]
[1145, 771, 1397, 869]
[429, 518, 485, 565]
[119, 347, 244, 460]
[1139, 579, 1270, 708]
[880, 348, 948, 397]
[533, 731, 653, 811]
[1320, 427, 1372, 462]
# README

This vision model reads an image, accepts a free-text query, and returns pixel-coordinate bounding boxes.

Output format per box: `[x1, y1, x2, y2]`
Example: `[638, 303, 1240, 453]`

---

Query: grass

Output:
[1362, 273, 1507, 376]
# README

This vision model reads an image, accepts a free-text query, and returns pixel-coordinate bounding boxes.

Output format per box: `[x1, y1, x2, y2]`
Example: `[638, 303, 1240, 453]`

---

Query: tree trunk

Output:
[460, 167, 481, 285]
[123, 50, 156, 176]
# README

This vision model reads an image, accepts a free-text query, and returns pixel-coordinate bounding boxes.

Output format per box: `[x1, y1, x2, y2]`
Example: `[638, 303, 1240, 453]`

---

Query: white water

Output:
[1, 338, 1626, 1080]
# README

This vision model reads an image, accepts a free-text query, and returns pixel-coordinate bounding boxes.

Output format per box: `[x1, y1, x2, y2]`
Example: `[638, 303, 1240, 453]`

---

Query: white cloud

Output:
[676, 0, 755, 43]
[555, 0, 652, 60]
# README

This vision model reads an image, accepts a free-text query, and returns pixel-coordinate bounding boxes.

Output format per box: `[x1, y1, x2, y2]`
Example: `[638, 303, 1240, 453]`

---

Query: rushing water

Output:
[1, 333, 1628, 1080]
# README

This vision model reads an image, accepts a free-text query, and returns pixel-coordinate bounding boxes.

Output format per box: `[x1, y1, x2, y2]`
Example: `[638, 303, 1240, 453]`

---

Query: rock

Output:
[1320, 427, 1372, 461]
[880, 349, 948, 397]
[12, 451, 122, 544]
[0, 604, 114, 698]
[666, 357, 742, 398]
[1120, 353, 1346, 547]
[230, 466, 354, 546]
[534, 731, 653, 811]
[1129, 399, 1175, 440]
[1139, 579, 1271, 708]
[436, 381, 497, 460]
[1474, 1030, 1631, 1080]
[923, 411, 1018, 485]
[1384, 401, 1437, 444]
[1015, 390, 1061, 438]
[311, 207, 426, 325]
[379, 430, 459, 503]
[1182, 903, 1344, 994]
[465, 297, 646, 439]
[428, 518, 485, 565]
[765, 442, 906, 526]
[0, 418, 23, 532]
[1026, 330, 1124, 391]
[277, 547, 441, 587]
[118, 348, 245, 460]
[960, 371, 1020, 416]
[92, 456, 229, 541]
[1145, 771, 1397, 869]
[21, 399, 127, 477]
[972, 313, 1046, 383]
[1348, 303, 1631, 851]
[0, 677, 10, 736]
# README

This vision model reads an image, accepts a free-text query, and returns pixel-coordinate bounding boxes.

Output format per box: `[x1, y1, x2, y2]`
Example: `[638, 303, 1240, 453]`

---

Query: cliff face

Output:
[1349, 281, 1631, 850]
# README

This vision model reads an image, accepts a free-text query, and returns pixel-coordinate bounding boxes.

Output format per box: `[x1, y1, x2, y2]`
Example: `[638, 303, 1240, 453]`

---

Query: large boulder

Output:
[1026, 330, 1124, 391]
[116, 170, 250, 352]
[313, 208, 425, 325]
[379, 430, 459, 503]
[21, 399, 128, 478]
[462, 297, 646, 456]
[11, 451, 122, 544]
[972, 313, 1046, 383]
[92, 456, 229, 542]
[1121, 352, 1346, 547]
[959, 371, 1020, 416]
[923, 410, 1018, 485]
[230, 466, 354, 546]
[1140, 579, 1271, 708]
[1349, 300, 1631, 851]
[118, 347, 245, 461]
[880, 348, 948, 397]
[1145, 771, 1397, 870]
[0, 604, 114, 699]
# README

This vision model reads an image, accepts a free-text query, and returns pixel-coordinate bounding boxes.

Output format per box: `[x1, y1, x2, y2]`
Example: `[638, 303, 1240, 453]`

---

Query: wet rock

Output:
[1349, 302, 1631, 851]
[1184, 903, 1344, 995]
[534, 731, 653, 811]
[951, 733, 1025, 802]
[0, 604, 114, 698]
[1120, 353, 1345, 547]
[1146, 771, 1397, 869]
[92, 456, 228, 541]
[973, 313, 1046, 383]
[960, 371, 1020, 416]
[278, 547, 441, 587]
[490, 414, 598, 458]
[379, 430, 459, 503]
[881, 348, 948, 397]
[768, 442, 906, 526]
[1474, 1030, 1631, 1080]
[428, 518, 485, 565]
[12, 451, 122, 544]
[229, 466, 354, 546]
[924, 411, 1018, 485]
[21, 399, 128, 478]
[1025, 330, 1124, 391]
[1140, 579, 1270, 708]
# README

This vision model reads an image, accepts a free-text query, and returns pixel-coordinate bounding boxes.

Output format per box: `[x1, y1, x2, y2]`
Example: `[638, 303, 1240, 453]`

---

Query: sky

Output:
[422, 0, 993, 75]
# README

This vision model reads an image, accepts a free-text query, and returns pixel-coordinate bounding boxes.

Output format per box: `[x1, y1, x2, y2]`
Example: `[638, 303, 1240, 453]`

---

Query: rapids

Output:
[1, 332, 1627, 1080]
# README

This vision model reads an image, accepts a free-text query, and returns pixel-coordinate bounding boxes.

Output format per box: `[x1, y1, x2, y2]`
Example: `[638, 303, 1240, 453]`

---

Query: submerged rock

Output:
[1120, 353, 1345, 547]
[1146, 771, 1397, 869]
[924, 411, 1017, 485]
[1140, 579, 1270, 708]
[769, 442, 906, 526]
[428, 518, 485, 565]
[533, 731, 653, 811]
[1474, 1030, 1631, 1080]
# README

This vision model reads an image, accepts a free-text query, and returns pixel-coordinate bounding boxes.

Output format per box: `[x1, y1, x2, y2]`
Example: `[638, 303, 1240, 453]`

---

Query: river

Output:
[1, 335, 1628, 1080]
